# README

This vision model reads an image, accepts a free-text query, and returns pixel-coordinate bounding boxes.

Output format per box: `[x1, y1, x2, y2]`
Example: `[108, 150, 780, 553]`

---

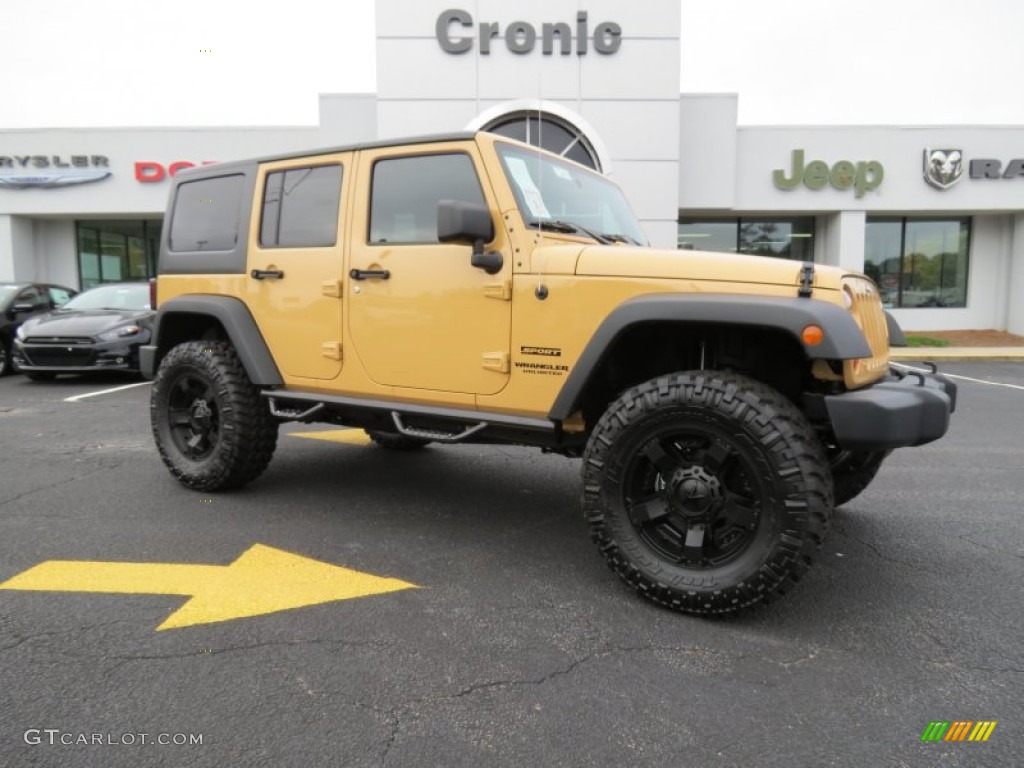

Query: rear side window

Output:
[169, 174, 244, 252]
[260, 164, 343, 248]
[369, 154, 485, 244]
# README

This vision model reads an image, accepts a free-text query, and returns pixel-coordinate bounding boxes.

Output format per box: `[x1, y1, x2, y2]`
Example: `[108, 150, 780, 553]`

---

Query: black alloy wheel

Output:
[583, 371, 833, 615]
[151, 341, 278, 491]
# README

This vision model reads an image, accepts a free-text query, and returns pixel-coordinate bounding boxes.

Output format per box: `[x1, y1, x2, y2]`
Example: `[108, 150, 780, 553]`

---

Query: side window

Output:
[15, 286, 46, 310]
[47, 287, 73, 306]
[369, 154, 486, 244]
[260, 164, 343, 248]
[168, 174, 244, 252]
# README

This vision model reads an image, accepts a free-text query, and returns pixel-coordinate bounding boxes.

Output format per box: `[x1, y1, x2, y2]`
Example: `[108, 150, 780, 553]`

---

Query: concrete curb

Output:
[890, 347, 1024, 362]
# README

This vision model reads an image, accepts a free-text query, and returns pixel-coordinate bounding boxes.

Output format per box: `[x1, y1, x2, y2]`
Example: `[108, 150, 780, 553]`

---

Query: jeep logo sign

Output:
[773, 149, 884, 198]
[436, 9, 622, 55]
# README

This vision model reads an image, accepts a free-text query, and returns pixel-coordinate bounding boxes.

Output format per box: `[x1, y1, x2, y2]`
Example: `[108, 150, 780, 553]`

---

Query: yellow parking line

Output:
[289, 429, 372, 446]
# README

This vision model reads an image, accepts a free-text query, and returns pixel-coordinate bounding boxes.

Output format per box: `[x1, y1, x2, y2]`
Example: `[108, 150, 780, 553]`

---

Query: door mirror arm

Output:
[471, 238, 503, 275]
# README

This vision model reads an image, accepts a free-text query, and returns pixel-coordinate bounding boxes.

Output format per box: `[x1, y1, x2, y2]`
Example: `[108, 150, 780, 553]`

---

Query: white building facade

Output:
[2, 0, 1022, 333]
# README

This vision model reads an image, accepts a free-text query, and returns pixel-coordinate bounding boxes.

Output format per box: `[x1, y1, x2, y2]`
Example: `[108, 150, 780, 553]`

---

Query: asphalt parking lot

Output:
[0, 363, 1021, 767]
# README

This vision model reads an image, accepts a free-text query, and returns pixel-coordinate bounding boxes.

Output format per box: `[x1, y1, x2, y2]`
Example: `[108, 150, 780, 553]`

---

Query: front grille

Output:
[24, 336, 92, 345]
[22, 347, 96, 367]
[842, 276, 889, 388]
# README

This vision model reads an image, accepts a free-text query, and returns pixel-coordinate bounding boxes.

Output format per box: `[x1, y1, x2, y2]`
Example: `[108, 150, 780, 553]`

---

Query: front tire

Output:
[151, 341, 278, 491]
[582, 371, 832, 615]
[0, 339, 11, 376]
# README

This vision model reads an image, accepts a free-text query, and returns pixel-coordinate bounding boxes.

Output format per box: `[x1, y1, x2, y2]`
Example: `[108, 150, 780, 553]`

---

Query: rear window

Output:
[260, 164, 343, 248]
[169, 174, 244, 252]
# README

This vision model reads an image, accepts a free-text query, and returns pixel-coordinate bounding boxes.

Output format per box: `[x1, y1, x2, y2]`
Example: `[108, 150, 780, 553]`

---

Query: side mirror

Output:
[437, 199, 503, 275]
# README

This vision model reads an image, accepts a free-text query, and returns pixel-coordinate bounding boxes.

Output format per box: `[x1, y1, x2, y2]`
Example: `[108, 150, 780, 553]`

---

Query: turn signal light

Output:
[801, 324, 825, 345]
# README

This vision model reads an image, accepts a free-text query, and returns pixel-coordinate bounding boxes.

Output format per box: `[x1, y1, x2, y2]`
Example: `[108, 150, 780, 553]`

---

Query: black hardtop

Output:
[171, 132, 479, 181]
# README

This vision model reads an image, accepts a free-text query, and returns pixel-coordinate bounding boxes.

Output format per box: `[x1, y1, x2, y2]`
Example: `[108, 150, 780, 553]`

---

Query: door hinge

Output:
[321, 342, 343, 361]
[483, 279, 512, 301]
[321, 280, 343, 298]
[482, 351, 510, 373]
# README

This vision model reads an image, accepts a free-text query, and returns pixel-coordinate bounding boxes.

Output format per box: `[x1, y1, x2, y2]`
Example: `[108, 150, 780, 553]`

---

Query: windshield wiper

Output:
[600, 232, 642, 245]
[527, 218, 613, 244]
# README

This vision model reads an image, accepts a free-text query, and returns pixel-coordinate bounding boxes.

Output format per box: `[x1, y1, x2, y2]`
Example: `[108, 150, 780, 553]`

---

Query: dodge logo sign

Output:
[924, 148, 963, 190]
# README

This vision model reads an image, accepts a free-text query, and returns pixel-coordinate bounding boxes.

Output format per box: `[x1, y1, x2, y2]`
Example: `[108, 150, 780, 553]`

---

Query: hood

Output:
[20, 308, 153, 338]
[572, 245, 846, 291]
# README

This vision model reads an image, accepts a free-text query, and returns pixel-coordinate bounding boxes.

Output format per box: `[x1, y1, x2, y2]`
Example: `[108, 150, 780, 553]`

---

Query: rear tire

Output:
[582, 371, 832, 615]
[0, 340, 11, 376]
[366, 430, 432, 451]
[151, 341, 278, 491]
[830, 449, 890, 507]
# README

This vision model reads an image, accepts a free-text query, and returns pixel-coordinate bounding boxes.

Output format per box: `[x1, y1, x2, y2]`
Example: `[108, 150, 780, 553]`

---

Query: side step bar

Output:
[262, 390, 556, 433]
[390, 412, 487, 443]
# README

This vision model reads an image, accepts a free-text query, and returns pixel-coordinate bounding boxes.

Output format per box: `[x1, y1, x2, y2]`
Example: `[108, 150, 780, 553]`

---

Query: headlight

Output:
[15, 325, 27, 340]
[98, 325, 142, 342]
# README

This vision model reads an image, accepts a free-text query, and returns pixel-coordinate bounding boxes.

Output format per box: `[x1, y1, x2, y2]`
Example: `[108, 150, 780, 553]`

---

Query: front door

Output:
[247, 153, 350, 380]
[347, 146, 512, 395]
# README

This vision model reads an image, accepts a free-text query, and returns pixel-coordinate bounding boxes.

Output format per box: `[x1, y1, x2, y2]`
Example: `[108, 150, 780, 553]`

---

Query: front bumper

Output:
[13, 338, 144, 373]
[814, 365, 957, 451]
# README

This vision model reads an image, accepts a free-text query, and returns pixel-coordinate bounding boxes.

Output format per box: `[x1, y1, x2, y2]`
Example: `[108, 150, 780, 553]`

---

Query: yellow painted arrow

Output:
[0, 544, 418, 631]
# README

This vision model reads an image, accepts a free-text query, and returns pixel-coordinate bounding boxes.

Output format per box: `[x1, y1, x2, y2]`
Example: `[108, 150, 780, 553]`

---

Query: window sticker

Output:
[505, 157, 551, 219]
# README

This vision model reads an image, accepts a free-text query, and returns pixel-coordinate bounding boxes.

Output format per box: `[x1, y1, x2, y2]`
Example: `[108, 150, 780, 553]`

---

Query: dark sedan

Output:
[12, 282, 154, 380]
[0, 282, 78, 375]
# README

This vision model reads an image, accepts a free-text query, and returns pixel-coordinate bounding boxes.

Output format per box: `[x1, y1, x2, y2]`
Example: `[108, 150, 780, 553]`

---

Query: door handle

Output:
[349, 268, 391, 281]
[251, 269, 285, 280]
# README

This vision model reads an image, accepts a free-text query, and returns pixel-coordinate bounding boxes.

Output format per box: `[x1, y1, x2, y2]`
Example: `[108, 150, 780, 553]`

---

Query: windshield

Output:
[64, 283, 151, 311]
[496, 143, 648, 246]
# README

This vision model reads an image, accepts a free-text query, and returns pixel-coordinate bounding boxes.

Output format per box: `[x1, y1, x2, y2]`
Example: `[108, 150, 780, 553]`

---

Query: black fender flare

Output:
[549, 293, 871, 421]
[141, 295, 283, 386]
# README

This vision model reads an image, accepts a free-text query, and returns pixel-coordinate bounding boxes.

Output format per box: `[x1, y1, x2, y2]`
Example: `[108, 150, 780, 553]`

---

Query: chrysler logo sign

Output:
[0, 155, 111, 190]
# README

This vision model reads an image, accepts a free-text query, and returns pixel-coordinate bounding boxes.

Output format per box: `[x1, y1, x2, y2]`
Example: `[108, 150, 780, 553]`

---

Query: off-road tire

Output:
[0, 339, 11, 376]
[151, 341, 278, 491]
[582, 371, 832, 615]
[366, 430, 432, 451]
[830, 449, 890, 507]
[24, 371, 56, 381]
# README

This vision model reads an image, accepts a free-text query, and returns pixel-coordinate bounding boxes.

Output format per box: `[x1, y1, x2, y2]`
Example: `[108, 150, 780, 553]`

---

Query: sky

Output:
[1, 0, 1022, 129]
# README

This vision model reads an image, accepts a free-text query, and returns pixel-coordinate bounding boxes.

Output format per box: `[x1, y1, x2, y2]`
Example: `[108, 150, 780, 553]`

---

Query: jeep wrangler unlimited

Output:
[143, 132, 956, 615]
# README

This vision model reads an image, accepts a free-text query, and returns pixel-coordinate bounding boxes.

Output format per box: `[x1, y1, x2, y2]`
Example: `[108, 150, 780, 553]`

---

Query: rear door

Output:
[246, 154, 350, 380]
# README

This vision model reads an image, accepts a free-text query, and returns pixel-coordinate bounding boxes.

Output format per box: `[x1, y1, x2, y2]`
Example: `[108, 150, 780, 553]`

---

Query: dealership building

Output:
[2, 0, 1023, 333]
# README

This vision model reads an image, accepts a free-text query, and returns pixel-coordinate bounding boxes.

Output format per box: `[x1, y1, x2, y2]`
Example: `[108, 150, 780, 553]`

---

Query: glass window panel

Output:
[865, 217, 969, 308]
[128, 236, 147, 278]
[370, 154, 485, 244]
[865, 219, 903, 308]
[903, 219, 969, 308]
[78, 226, 100, 289]
[678, 220, 738, 252]
[276, 165, 343, 248]
[169, 174, 244, 252]
[47, 286, 73, 306]
[739, 218, 815, 261]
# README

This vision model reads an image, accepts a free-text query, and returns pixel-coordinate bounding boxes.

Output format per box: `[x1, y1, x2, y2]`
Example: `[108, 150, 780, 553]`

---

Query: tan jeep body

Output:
[143, 132, 956, 615]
